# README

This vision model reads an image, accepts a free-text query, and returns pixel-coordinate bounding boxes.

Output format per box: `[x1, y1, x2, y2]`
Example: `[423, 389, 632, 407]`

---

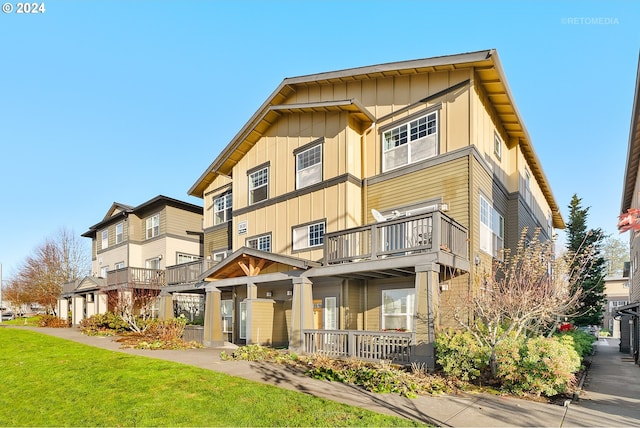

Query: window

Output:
[382, 111, 438, 172]
[101, 229, 108, 250]
[247, 234, 271, 252]
[214, 193, 232, 225]
[324, 297, 337, 330]
[293, 221, 325, 251]
[177, 253, 200, 264]
[381, 289, 414, 331]
[296, 143, 322, 189]
[115, 222, 123, 244]
[248, 166, 269, 204]
[494, 132, 502, 160]
[114, 261, 124, 270]
[100, 266, 109, 278]
[524, 169, 532, 207]
[146, 214, 160, 239]
[239, 301, 247, 339]
[480, 195, 504, 258]
[221, 300, 233, 333]
[213, 251, 230, 262]
[146, 257, 161, 270]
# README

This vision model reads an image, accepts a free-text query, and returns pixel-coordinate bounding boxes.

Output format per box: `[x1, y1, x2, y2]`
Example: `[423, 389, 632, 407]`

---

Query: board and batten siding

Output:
[165, 205, 202, 238]
[204, 226, 231, 257]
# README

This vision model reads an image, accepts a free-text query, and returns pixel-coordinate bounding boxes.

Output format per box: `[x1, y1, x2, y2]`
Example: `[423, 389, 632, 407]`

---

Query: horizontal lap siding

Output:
[366, 156, 470, 228]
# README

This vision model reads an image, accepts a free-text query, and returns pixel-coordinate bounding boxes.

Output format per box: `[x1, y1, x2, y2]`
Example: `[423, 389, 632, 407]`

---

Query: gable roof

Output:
[621, 52, 640, 213]
[82, 195, 202, 238]
[190, 49, 563, 228]
[199, 247, 320, 281]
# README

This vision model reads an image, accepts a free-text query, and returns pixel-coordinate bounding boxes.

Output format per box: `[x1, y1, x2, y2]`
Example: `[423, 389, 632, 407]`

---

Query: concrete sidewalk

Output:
[7, 326, 640, 427]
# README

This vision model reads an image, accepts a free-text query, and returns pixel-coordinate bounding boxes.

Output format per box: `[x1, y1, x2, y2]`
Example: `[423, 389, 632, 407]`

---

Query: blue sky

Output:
[1, 1, 639, 278]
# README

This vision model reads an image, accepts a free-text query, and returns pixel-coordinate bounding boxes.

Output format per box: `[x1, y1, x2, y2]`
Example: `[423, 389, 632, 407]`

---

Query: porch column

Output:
[58, 298, 69, 321]
[289, 277, 313, 351]
[158, 293, 174, 320]
[244, 280, 257, 344]
[413, 262, 440, 368]
[72, 295, 85, 325]
[203, 287, 224, 347]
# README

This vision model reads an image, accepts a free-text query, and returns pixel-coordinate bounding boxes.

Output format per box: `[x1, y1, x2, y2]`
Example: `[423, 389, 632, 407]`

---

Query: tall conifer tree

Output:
[565, 194, 606, 326]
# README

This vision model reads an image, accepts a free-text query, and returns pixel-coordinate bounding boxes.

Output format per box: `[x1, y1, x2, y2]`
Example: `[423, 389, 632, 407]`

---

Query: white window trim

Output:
[324, 297, 337, 330]
[213, 250, 230, 262]
[114, 261, 125, 270]
[382, 110, 438, 172]
[248, 166, 269, 205]
[213, 193, 232, 225]
[494, 132, 502, 160]
[479, 195, 504, 258]
[296, 143, 322, 189]
[101, 229, 108, 250]
[381, 288, 414, 331]
[221, 300, 233, 333]
[177, 253, 200, 264]
[246, 234, 271, 252]
[146, 214, 160, 239]
[239, 301, 247, 339]
[115, 222, 124, 244]
[293, 221, 325, 251]
[524, 169, 532, 207]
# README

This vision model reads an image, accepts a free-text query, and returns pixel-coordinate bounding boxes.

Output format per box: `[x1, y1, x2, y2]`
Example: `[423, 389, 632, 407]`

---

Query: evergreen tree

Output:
[565, 194, 606, 326]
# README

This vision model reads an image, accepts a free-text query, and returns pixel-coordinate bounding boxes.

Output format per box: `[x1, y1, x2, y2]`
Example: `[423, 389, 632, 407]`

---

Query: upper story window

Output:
[146, 214, 160, 239]
[100, 265, 109, 278]
[146, 257, 161, 270]
[494, 132, 502, 160]
[247, 234, 271, 252]
[382, 111, 438, 172]
[114, 261, 125, 270]
[214, 193, 232, 225]
[296, 143, 322, 189]
[177, 253, 200, 264]
[101, 229, 108, 250]
[524, 169, 532, 207]
[480, 195, 504, 258]
[248, 166, 269, 205]
[293, 221, 325, 251]
[115, 222, 124, 244]
[213, 250, 231, 262]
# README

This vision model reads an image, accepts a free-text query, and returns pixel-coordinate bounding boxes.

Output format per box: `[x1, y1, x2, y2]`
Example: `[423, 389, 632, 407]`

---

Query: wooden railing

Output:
[107, 267, 165, 288]
[324, 211, 468, 264]
[302, 329, 413, 364]
[166, 259, 216, 286]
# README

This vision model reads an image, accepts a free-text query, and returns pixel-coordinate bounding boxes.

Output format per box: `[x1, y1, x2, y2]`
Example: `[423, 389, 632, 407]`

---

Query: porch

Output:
[106, 267, 165, 289]
[303, 329, 413, 364]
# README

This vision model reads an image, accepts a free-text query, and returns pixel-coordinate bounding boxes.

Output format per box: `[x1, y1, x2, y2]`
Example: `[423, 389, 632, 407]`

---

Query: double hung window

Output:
[221, 300, 233, 333]
[214, 193, 232, 225]
[146, 214, 160, 239]
[101, 229, 108, 249]
[296, 143, 322, 189]
[115, 222, 123, 244]
[381, 289, 414, 331]
[383, 111, 438, 171]
[480, 195, 504, 258]
[248, 167, 268, 204]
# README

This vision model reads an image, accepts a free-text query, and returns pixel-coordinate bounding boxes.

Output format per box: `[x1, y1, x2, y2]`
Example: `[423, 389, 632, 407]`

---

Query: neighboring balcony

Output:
[324, 210, 468, 265]
[106, 267, 166, 289]
[166, 258, 216, 286]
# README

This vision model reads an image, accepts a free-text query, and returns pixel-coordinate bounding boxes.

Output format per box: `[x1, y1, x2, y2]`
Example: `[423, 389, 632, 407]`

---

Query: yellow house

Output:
[167, 49, 562, 366]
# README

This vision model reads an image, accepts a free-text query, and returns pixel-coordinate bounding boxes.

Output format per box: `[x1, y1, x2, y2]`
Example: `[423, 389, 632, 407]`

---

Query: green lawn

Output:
[0, 328, 423, 427]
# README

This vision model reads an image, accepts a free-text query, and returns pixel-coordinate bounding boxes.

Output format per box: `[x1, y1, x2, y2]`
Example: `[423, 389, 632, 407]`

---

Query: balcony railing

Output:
[302, 329, 413, 364]
[166, 259, 216, 286]
[107, 267, 165, 289]
[324, 210, 468, 264]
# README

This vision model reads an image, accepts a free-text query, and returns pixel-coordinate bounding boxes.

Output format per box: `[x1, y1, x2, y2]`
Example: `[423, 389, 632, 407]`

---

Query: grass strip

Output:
[0, 328, 423, 427]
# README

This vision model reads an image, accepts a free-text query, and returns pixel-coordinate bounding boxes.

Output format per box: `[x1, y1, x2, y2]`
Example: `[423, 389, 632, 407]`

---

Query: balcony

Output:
[324, 210, 468, 265]
[166, 259, 216, 286]
[106, 267, 165, 289]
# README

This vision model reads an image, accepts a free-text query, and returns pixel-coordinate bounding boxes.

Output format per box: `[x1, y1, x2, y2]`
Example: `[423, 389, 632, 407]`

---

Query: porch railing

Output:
[302, 329, 413, 364]
[165, 259, 216, 286]
[107, 267, 165, 288]
[324, 210, 468, 264]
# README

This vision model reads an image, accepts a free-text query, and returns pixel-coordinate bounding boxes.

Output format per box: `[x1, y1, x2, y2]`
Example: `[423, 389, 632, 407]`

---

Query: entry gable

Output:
[199, 247, 320, 281]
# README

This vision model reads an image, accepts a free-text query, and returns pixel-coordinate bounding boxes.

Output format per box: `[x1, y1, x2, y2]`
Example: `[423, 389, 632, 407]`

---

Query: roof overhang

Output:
[621, 52, 640, 214]
[199, 247, 320, 282]
[189, 49, 563, 228]
[614, 301, 640, 318]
